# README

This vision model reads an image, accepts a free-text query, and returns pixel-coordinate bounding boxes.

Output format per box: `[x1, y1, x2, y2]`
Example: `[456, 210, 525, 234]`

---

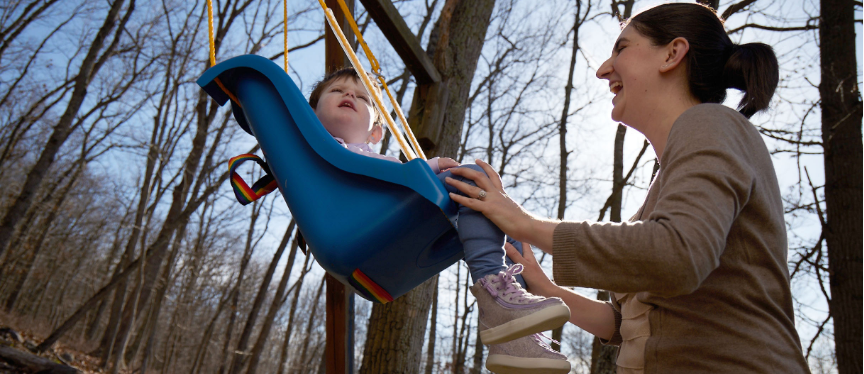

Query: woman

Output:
[446, 3, 810, 373]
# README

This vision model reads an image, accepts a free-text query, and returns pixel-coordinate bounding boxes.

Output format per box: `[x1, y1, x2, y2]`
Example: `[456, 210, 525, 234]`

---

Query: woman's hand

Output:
[508, 241, 617, 341]
[505, 241, 557, 297]
[445, 160, 533, 241]
[445, 159, 558, 249]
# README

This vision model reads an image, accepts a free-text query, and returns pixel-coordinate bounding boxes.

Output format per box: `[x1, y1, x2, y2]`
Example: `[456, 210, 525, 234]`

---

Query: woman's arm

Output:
[505, 242, 616, 340]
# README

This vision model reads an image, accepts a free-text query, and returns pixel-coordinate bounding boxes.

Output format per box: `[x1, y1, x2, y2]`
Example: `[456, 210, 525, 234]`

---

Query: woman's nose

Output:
[596, 56, 613, 79]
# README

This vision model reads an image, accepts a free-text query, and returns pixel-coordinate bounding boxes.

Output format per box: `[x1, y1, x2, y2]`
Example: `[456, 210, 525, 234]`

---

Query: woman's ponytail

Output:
[628, 4, 781, 119]
[723, 43, 779, 118]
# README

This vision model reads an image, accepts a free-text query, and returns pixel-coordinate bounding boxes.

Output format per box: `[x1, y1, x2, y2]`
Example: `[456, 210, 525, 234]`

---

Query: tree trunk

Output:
[217, 201, 263, 374]
[470, 313, 483, 374]
[96, 58, 173, 361]
[4, 162, 84, 312]
[297, 276, 327, 374]
[451, 266, 460, 372]
[228, 220, 296, 374]
[361, 0, 496, 371]
[190, 284, 232, 374]
[424, 276, 439, 374]
[277, 252, 313, 374]
[819, 0, 862, 372]
[138, 225, 186, 372]
[552, 3, 585, 351]
[245, 223, 301, 374]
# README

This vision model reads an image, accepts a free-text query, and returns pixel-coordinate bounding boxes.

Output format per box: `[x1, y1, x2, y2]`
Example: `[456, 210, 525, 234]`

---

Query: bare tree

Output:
[0, 0, 137, 258]
[817, 0, 862, 372]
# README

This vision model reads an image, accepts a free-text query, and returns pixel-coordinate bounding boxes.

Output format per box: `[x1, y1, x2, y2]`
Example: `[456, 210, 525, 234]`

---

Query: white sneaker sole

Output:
[486, 354, 571, 374]
[479, 304, 570, 345]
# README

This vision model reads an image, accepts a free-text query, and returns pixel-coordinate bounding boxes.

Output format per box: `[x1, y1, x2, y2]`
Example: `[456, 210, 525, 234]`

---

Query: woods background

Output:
[0, 0, 860, 373]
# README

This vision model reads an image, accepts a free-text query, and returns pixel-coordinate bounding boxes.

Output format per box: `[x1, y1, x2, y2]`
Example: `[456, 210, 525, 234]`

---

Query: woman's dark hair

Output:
[626, 3, 779, 118]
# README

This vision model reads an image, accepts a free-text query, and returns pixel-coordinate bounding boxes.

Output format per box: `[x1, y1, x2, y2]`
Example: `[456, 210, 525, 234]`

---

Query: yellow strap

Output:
[323, 0, 427, 160]
[207, 0, 216, 67]
[283, 0, 289, 72]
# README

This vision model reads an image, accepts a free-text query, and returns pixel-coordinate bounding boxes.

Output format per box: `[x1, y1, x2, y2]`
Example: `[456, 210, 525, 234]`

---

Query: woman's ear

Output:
[367, 125, 384, 144]
[660, 37, 689, 73]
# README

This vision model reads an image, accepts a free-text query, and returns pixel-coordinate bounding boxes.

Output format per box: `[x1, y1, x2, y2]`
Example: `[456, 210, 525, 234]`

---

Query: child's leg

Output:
[441, 164, 569, 346]
[438, 164, 508, 284]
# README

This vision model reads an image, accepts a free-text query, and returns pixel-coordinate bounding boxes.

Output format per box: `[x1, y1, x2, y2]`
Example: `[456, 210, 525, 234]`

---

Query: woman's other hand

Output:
[505, 241, 557, 297]
[446, 159, 557, 250]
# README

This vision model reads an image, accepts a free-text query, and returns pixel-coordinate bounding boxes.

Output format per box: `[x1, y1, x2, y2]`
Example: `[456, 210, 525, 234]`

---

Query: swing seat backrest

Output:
[198, 55, 463, 303]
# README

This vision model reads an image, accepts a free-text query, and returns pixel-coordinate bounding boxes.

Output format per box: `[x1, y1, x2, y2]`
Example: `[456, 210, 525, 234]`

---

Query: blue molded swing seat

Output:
[197, 54, 463, 302]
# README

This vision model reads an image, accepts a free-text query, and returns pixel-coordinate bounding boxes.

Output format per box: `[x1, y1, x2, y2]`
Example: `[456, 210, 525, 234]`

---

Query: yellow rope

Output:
[205, 0, 241, 108]
[207, 0, 215, 67]
[322, 0, 427, 160]
[283, 0, 289, 72]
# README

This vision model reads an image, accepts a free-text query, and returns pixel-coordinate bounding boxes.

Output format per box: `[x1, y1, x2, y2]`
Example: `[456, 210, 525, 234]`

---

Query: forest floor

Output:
[0, 314, 127, 374]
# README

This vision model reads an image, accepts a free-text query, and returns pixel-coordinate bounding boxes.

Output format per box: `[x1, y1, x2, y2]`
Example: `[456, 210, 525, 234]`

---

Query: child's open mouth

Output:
[339, 100, 356, 111]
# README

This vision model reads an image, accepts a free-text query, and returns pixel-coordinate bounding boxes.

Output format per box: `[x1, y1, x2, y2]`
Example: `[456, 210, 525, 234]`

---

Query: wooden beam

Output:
[324, 1, 355, 373]
[358, 0, 441, 85]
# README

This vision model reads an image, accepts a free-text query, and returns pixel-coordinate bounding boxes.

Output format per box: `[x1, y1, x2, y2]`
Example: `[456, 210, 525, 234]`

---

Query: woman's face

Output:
[596, 25, 668, 126]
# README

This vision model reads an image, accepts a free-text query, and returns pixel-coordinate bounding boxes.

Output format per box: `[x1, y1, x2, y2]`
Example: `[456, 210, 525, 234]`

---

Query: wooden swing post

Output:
[324, 2, 356, 373]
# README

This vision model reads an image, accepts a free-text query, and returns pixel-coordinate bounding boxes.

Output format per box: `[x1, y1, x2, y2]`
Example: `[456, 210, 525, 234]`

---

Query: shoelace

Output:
[482, 264, 539, 303]
[532, 332, 562, 353]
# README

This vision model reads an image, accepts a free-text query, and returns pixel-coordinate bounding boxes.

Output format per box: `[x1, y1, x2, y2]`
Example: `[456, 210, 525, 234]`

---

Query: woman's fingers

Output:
[448, 192, 481, 210]
[519, 241, 537, 262]
[474, 159, 503, 191]
[504, 242, 525, 263]
[447, 166, 495, 192]
[445, 177, 486, 199]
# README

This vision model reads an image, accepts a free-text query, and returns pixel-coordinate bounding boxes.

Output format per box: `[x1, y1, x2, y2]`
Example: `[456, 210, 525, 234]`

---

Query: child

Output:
[308, 68, 570, 372]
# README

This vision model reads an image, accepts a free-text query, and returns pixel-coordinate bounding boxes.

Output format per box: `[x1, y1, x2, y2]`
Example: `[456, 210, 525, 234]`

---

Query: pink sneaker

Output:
[486, 333, 571, 374]
[470, 264, 570, 344]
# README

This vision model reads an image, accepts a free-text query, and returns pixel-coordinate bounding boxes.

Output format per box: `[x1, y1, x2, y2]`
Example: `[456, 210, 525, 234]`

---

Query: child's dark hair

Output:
[626, 3, 779, 118]
[309, 67, 385, 126]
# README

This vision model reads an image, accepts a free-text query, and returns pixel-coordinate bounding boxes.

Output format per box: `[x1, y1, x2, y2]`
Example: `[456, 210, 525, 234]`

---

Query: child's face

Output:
[313, 77, 382, 144]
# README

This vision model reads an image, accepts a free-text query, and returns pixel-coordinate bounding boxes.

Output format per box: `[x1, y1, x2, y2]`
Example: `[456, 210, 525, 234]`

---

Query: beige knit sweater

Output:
[552, 104, 809, 373]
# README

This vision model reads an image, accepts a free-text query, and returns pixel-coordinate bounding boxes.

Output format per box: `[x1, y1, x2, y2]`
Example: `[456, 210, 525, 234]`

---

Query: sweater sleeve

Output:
[552, 105, 755, 297]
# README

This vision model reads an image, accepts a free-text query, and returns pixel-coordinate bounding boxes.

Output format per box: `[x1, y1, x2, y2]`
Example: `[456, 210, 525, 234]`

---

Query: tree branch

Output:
[720, 0, 757, 20]
[727, 23, 818, 34]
